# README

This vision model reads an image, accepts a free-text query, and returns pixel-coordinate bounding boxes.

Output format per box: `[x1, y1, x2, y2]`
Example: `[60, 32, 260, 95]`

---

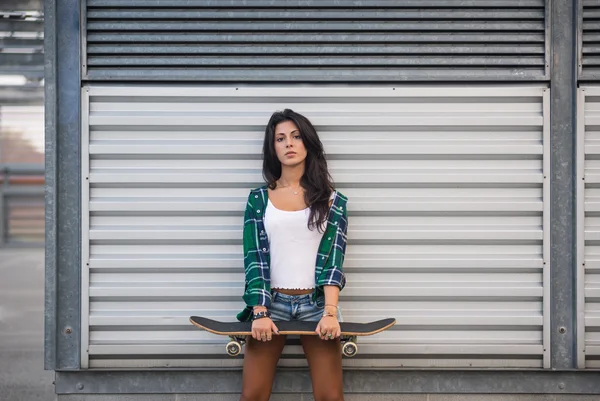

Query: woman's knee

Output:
[239, 388, 271, 401]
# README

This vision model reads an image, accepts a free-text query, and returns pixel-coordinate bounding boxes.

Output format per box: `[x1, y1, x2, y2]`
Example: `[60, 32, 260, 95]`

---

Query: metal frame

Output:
[43, 0, 57, 370]
[55, 370, 600, 395]
[80, 86, 90, 369]
[577, 0, 584, 80]
[576, 87, 587, 369]
[542, 88, 551, 368]
[549, 0, 577, 370]
[45, 0, 595, 395]
[80, 0, 88, 79]
[545, 0, 552, 80]
[44, 0, 82, 370]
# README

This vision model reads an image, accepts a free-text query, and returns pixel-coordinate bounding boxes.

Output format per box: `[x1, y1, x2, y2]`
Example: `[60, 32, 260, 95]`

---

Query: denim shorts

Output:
[270, 291, 343, 322]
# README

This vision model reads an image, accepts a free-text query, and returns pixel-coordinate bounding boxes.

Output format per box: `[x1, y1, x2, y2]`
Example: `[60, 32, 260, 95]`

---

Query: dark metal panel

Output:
[579, 0, 600, 80]
[44, 0, 82, 370]
[84, 0, 548, 82]
[550, 0, 577, 369]
[55, 370, 600, 395]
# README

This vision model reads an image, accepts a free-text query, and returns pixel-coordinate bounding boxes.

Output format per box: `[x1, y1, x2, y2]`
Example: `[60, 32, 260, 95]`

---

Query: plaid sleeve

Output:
[241, 191, 271, 308]
[317, 195, 348, 290]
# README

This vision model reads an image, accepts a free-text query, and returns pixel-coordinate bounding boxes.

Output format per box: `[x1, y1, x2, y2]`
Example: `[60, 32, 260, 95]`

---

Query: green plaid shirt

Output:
[236, 185, 348, 322]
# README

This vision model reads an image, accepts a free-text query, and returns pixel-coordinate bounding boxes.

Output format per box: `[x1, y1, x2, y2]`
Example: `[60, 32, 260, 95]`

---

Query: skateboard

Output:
[189, 316, 396, 357]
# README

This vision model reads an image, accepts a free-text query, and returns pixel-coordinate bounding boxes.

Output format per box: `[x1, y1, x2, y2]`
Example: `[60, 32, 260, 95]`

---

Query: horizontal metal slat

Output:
[88, 0, 544, 7]
[85, 68, 545, 81]
[87, 343, 544, 356]
[86, 85, 546, 97]
[87, 32, 545, 43]
[87, 9, 544, 19]
[87, 56, 545, 67]
[89, 357, 542, 369]
[87, 21, 544, 32]
[87, 44, 545, 55]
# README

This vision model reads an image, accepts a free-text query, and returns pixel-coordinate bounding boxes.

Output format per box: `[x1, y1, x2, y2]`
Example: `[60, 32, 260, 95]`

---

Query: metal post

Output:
[550, 0, 577, 369]
[44, 0, 82, 370]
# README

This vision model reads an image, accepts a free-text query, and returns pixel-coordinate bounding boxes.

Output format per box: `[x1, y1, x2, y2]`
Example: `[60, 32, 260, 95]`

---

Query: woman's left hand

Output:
[316, 316, 341, 340]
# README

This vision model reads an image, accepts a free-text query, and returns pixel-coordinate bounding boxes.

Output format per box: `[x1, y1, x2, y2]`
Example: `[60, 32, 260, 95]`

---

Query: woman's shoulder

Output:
[331, 189, 348, 203]
[329, 189, 348, 212]
[245, 185, 269, 205]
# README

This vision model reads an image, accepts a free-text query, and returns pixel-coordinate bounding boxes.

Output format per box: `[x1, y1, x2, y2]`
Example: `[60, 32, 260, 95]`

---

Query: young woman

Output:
[236, 109, 349, 401]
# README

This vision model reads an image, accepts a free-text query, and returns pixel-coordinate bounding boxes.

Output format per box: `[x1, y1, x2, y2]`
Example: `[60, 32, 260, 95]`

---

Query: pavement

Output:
[0, 247, 54, 401]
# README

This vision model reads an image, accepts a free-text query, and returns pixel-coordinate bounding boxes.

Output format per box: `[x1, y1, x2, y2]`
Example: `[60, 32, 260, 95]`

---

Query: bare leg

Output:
[301, 335, 344, 401]
[239, 335, 287, 401]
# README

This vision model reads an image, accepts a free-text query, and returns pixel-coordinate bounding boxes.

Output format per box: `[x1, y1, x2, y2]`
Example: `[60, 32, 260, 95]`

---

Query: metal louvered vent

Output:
[582, 0, 600, 80]
[85, 0, 548, 82]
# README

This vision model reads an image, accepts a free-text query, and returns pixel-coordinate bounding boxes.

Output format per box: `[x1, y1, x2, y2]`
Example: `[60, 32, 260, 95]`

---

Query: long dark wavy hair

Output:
[263, 109, 334, 232]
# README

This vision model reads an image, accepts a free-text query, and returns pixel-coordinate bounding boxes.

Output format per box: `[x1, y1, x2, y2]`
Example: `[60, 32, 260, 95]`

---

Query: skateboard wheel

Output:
[342, 341, 358, 357]
[226, 341, 242, 357]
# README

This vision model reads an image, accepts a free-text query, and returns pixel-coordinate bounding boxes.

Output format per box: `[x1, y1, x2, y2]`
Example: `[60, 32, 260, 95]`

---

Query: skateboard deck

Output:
[189, 316, 396, 357]
[190, 316, 395, 336]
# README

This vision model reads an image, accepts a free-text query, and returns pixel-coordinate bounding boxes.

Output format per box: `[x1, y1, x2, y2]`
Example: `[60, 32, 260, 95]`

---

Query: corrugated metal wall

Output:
[81, 85, 550, 369]
[577, 87, 600, 369]
[84, 0, 548, 81]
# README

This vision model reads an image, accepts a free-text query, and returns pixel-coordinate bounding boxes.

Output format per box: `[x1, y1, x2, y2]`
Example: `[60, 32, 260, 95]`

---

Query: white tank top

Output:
[264, 198, 326, 290]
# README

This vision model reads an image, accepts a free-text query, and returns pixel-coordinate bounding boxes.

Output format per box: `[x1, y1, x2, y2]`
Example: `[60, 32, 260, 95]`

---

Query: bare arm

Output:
[323, 285, 340, 316]
[316, 285, 342, 340]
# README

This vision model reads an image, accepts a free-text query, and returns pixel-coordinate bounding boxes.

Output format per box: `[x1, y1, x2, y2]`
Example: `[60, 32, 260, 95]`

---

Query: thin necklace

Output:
[278, 181, 302, 195]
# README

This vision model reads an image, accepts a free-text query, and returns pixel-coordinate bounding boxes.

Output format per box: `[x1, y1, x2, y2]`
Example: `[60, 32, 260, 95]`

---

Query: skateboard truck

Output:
[224, 335, 358, 357]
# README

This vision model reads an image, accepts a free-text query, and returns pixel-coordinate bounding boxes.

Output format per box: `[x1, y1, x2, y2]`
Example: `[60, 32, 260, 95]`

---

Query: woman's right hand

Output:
[252, 318, 279, 342]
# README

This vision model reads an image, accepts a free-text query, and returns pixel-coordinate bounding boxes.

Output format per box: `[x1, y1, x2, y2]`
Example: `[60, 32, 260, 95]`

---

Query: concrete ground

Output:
[0, 247, 54, 401]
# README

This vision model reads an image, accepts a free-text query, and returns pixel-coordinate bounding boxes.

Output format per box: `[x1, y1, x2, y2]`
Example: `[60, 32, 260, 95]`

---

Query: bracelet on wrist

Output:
[253, 310, 271, 320]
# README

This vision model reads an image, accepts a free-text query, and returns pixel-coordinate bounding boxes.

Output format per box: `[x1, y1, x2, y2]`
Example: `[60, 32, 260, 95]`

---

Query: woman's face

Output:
[274, 120, 307, 168]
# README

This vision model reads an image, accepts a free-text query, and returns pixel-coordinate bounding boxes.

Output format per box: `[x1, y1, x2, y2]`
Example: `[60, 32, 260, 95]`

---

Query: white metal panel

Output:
[81, 85, 549, 369]
[578, 86, 600, 368]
